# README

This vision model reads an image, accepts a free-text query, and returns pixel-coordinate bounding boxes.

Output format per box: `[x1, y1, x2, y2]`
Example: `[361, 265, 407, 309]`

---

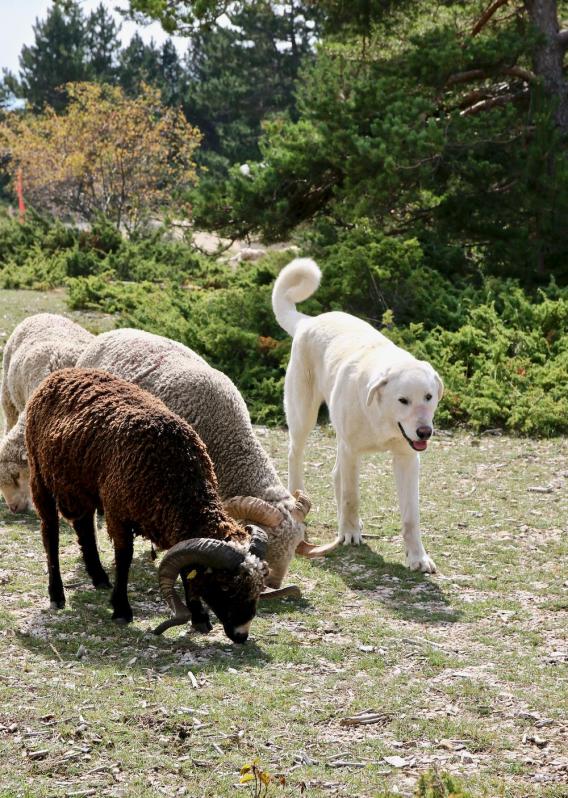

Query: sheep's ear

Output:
[246, 526, 268, 560]
[434, 370, 444, 401]
[366, 372, 389, 406]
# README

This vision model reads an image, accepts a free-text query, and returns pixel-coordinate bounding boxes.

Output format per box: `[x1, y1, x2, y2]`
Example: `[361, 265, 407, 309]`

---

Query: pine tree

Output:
[85, 3, 121, 85]
[3, 0, 90, 111]
[158, 39, 185, 107]
[193, 1, 568, 282]
[182, 1, 320, 172]
[117, 33, 162, 97]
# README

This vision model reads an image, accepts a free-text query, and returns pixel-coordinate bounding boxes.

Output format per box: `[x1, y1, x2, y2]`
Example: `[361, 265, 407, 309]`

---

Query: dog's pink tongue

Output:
[413, 440, 428, 451]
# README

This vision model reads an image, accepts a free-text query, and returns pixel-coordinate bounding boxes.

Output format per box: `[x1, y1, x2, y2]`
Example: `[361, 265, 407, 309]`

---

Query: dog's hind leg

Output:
[392, 452, 436, 573]
[334, 444, 363, 545]
[285, 353, 321, 493]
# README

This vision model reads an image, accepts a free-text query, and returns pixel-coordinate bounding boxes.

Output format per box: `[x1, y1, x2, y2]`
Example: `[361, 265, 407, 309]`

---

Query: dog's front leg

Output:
[392, 453, 436, 573]
[334, 445, 363, 545]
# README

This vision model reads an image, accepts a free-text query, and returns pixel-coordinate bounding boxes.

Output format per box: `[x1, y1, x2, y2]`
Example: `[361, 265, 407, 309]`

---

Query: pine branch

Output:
[460, 88, 529, 116]
[502, 66, 537, 83]
[471, 0, 510, 37]
[447, 69, 486, 86]
[558, 29, 568, 50]
[446, 65, 536, 89]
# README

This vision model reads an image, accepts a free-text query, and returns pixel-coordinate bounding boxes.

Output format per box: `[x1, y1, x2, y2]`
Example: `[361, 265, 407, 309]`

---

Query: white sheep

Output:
[0, 313, 94, 512]
[76, 328, 313, 588]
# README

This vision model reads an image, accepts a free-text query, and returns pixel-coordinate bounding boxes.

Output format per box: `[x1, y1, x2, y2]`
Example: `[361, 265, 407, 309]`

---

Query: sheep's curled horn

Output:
[245, 525, 302, 601]
[153, 538, 247, 635]
[241, 527, 298, 598]
[292, 489, 311, 520]
[292, 490, 340, 558]
[223, 491, 312, 526]
[223, 496, 283, 527]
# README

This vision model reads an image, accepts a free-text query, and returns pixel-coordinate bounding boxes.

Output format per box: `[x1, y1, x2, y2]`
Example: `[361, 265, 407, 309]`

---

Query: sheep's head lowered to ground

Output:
[223, 490, 311, 593]
[0, 421, 32, 514]
[154, 529, 269, 643]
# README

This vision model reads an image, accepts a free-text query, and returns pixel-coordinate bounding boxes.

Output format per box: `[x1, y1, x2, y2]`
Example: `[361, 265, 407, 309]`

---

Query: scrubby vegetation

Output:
[2, 2, 567, 436]
[1, 212, 566, 434]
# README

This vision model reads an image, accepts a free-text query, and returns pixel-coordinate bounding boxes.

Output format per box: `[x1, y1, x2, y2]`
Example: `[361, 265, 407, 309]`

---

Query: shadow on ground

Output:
[305, 533, 461, 624]
[4, 511, 280, 674]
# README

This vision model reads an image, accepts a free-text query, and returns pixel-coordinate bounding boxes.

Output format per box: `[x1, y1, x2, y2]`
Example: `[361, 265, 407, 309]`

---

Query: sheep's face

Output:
[0, 463, 31, 514]
[197, 554, 268, 643]
[263, 500, 306, 588]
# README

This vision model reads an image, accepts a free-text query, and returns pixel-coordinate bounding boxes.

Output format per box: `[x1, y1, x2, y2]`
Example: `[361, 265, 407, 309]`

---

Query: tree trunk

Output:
[524, 0, 568, 133]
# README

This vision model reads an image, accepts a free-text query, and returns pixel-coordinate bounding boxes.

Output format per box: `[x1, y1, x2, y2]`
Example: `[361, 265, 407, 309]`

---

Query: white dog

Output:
[272, 258, 444, 573]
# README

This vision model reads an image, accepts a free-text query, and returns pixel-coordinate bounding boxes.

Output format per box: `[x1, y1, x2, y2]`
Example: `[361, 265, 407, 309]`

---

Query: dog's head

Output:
[366, 362, 443, 452]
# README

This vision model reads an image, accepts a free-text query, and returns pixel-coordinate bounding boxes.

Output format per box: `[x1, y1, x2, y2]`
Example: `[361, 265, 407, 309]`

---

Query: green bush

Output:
[2, 212, 566, 434]
[0, 211, 216, 289]
[66, 245, 568, 434]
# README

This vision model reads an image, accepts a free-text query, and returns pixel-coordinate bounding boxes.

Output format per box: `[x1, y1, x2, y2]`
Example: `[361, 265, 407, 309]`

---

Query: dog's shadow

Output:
[306, 541, 461, 624]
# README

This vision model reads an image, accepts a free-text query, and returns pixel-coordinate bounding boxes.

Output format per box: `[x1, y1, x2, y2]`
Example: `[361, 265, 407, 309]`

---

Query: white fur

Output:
[272, 258, 444, 574]
[76, 328, 308, 587]
[0, 313, 94, 511]
[0, 415, 30, 512]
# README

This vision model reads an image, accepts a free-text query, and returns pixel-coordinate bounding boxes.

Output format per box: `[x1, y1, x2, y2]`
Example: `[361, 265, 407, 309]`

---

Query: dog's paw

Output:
[407, 552, 437, 574]
[340, 524, 363, 546]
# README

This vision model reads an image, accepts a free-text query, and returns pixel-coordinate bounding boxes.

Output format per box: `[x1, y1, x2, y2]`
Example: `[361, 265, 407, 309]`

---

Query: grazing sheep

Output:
[0, 314, 95, 512]
[26, 368, 271, 643]
[76, 328, 313, 589]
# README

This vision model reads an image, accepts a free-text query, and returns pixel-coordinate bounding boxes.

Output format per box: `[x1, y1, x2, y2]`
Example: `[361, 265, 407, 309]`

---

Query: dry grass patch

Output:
[0, 425, 566, 798]
[0, 292, 566, 797]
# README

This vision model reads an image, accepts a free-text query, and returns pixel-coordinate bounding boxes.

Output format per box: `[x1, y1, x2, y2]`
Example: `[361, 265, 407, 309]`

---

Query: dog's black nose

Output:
[416, 426, 432, 440]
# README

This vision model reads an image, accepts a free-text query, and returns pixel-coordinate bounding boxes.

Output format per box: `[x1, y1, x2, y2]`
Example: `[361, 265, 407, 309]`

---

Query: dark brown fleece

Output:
[25, 368, 249, 548]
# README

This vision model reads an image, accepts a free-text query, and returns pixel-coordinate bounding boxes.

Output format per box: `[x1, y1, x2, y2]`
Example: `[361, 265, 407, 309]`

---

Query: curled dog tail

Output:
[271, 257, 321, 337]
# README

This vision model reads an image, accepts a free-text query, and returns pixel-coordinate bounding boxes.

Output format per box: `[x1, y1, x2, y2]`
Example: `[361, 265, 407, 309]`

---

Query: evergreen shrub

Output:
[1, 213, 565, 434]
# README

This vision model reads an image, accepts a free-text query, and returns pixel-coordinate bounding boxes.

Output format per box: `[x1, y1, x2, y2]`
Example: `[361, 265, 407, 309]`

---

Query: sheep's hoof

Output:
[112, 606, 133, 624]
[112, 616, 132, 625]
[49, 599, 65, 610]
[192, 618, 213, 634]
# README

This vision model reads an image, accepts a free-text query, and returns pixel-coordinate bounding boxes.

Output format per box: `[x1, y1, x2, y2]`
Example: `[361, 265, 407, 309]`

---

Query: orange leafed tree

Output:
[0, 82, 202, 231]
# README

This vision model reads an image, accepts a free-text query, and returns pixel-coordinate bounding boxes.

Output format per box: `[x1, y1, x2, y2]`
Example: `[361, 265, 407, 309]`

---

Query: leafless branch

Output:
[447, 65, 536, 89]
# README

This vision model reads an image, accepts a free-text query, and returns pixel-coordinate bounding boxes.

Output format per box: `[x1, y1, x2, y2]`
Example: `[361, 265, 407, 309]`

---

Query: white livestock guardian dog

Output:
[272, 258, 444, 573]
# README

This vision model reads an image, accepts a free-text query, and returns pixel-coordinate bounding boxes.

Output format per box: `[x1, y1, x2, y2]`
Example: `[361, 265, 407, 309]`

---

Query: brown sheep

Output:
[25, 368, 272, 643]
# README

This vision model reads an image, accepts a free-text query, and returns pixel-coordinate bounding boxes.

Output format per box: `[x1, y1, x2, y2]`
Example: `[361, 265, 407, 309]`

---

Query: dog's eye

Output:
[398, 398, 409, 405]
[425, 393, 432, 401]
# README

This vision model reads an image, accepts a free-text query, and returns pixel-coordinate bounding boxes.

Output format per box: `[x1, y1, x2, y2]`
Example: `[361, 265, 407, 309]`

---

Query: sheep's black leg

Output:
[72, 513, 111, 590]
[189, 601, 213, 633]
[180, 573, 212, 633]
[32, 472, 64, 609]
[110, 530, 134, 624]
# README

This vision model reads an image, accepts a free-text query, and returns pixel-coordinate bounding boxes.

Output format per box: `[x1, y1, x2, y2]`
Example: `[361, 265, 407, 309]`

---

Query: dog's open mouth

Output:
[398, 423, 428, 452]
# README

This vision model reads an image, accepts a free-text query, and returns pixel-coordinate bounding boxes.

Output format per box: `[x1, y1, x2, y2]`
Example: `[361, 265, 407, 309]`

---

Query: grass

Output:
[0, 290, 567, 798]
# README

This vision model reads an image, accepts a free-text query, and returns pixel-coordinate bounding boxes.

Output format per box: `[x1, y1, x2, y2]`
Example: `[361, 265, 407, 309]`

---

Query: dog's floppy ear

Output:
[433, 370, 444, 401]
[366, 372, 389, 406]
